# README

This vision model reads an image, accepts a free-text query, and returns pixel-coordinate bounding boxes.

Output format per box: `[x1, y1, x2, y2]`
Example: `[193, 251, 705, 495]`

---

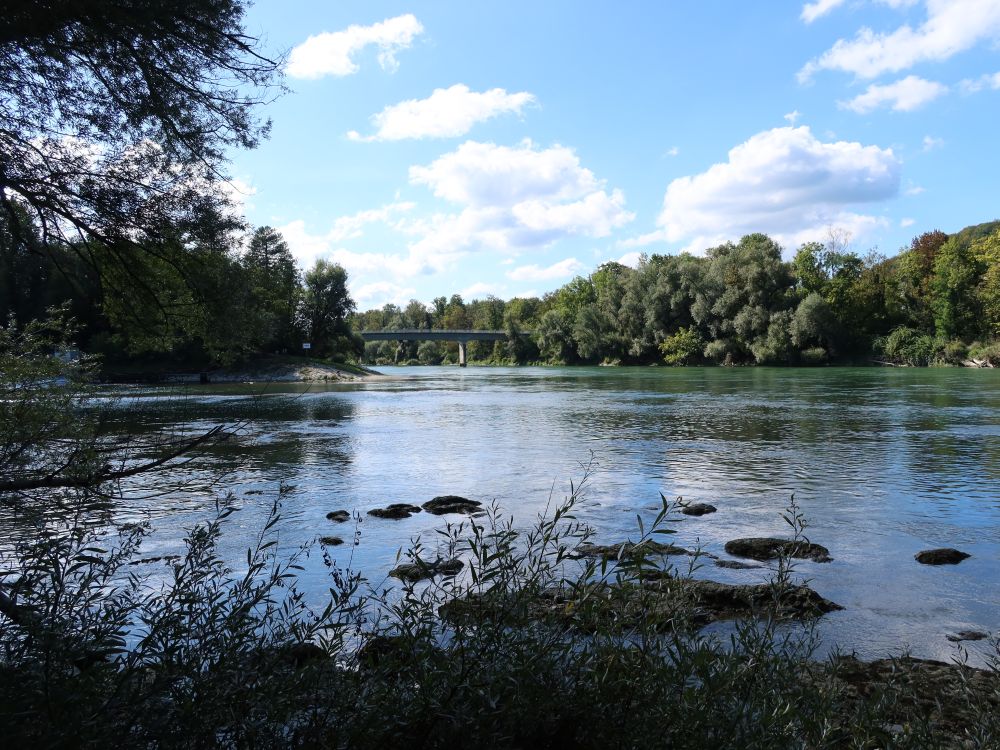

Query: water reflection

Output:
[6, 366, 1000, 665]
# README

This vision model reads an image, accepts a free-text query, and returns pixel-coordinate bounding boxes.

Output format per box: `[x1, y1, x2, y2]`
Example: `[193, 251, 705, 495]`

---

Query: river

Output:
[78, 366, 1000, 663]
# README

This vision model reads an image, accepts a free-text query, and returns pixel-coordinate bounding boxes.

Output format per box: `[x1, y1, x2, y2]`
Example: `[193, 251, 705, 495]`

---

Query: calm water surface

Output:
[70, 367, 1000, 662]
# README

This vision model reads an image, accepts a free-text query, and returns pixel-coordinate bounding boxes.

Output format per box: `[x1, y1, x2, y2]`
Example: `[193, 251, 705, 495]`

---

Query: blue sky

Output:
[232, 1, 1000, 309]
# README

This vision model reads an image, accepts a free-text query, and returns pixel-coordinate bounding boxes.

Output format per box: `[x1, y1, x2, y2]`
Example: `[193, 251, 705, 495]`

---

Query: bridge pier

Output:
[458, 340, 467, 367]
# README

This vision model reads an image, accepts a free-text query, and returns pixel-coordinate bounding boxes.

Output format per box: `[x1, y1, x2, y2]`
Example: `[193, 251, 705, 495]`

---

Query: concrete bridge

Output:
[359, 329, 532, 366]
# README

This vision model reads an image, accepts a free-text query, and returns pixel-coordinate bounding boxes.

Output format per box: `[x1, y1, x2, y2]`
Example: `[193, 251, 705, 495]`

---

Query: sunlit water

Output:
[24, 366, 1000, 664]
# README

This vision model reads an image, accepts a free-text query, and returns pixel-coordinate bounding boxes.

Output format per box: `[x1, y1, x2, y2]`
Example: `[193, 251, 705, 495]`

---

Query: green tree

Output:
[973, 229, 1000, 336]
[1, 0, 280, 308]
[931, 237, 980, 339]
[303, 261, 355, 357]
[242, 226, 301, 352]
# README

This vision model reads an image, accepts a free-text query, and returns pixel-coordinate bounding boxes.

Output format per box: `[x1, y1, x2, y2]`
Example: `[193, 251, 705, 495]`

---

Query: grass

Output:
[0, 478, 997, 748]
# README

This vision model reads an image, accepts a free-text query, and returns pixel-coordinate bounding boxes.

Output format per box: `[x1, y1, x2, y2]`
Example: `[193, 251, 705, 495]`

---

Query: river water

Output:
[88, 366, 1000, 663]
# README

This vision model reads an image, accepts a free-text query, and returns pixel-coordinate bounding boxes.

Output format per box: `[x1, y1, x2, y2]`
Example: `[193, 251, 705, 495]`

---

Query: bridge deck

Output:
[359, 329, 530, 342]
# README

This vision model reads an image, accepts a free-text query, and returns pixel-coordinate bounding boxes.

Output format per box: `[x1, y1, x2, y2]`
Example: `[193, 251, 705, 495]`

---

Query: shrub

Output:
[878, 326, 938, 366]
[799, 346, 828, 365]
[1, 478, 996, 748]
[659, 326, 704, 365]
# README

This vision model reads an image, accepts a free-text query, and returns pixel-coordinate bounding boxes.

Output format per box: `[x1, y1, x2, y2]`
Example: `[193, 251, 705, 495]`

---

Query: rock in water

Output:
[915, 548, 971, 565]
[368, 503, 423, 519]
[724, 537, 832, 562]
[319, 536, 343, 546]
[574, 540, 691, 559]
[946, 630, 988, 642]
[326, 510, 350, 522]
[681, 503, 717, 516]
[390, 557, 464, 582]
[422, 495, 483, 515]
[714, 559, 761, 570]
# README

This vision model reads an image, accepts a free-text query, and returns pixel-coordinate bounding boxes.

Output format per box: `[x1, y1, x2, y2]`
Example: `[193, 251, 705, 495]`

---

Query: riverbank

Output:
[100, 355, 380, 384]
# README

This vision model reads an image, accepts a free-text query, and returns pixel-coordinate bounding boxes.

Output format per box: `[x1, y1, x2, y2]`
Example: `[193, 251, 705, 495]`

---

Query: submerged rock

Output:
[319, 536, 344, 546]
[724, 537, 832, 563]
[946, 630, 988, 643]
[915, 548, 970, 565]
[368, 503, 422, 519]
[681, 579, 842, 621]
[422, 495, 483, 515]
[441, 576, 841, 631]
[681, 503, 717, 516]
[574, 540, 692, 559]
[326, 510, 350, 523]
[714, 559, 761, 570]
[390, 557, 464, 582]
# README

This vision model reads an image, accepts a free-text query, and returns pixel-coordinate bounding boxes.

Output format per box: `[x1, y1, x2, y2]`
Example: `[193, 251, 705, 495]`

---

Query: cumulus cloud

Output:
[665, 146, 680, 157]
[960, 70, 1000, 92]
[616, 251, 644, 267]
[506, 257, 585, 282]
[922, 134, 944, 151]
[278, 141, 632, 303]
[347, 84, 535, 141]
[287, 14, 423, 79]
[784, 110, 802, 123]
[801, 0, 849, 24]
[799, 0, 1000, 81]
[461, 282, 506, 299]
[277, 203, 414, 269]
[901, 217, 916, 227]
[351, 281, 416, 309]
[839, 75, 948, 112]
[648, 126, 899, 253]
[403, 139, 634, 266]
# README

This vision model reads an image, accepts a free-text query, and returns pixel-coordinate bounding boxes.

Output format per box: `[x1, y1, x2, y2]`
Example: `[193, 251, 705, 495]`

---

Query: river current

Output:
[77, 366, 1000, 663]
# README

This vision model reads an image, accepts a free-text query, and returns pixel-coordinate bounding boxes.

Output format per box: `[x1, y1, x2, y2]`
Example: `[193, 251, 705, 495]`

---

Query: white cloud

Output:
[277, 203, 414, 269]
[410, 139, 601, 206]
[665, 146, 680, 157]
[960, 70, 1000, 92]
[461, 282, 506, 299]
[922, 134, 945, 150]
[784, 110, 802, 123]
[278, 141, 632, 296]
[403, 139, 634, 267]
[901, 217, 916, 227]
[839, 75, 948, 112]
[506, 257, 585, 282]
[801, 0, 848, 24]
[905, 184, 926, 194]
[351, 281, 416, 309]
[287, 14, 423, 79]
[347, 84, 535, 141]
[616, 251, 644, 267]
[799, 0, 1000, 81]
[649, 126, 899, 253]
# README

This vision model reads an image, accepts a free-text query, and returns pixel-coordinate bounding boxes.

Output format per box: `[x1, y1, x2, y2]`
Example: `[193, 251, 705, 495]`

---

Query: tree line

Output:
[0, 211, 360, 370]
[354, 222, 1000, 367]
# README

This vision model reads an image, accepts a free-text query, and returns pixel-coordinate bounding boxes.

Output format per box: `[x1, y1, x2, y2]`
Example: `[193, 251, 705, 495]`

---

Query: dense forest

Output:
[353, 222, 1000, 368]
[0, 212, 361, 370]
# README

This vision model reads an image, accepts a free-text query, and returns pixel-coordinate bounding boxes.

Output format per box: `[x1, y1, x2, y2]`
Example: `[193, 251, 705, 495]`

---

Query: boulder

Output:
[714, 559, 761, 570]
[915, 548, 970, 565]
[574, 540, 692, 559]
[422, 495, 483, 515]
[681, 503, 717, 517]
[390, 557, 464, 582]
[946, 630, 988, 643]
[319, 536, 343, 546]
[326, 510, 350, 523]
[367, 503, 422, 519]
[441, 576, 841, 630]
[724, 537, 832, 563]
